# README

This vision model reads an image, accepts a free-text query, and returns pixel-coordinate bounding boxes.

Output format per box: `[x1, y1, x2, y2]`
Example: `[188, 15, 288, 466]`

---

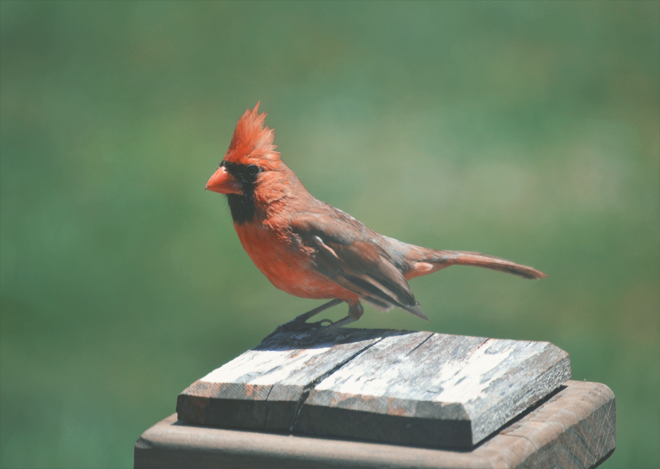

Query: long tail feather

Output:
[436, 250, 546, 279]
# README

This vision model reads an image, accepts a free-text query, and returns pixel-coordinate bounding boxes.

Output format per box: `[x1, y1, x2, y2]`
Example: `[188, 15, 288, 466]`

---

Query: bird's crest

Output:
[224, 102, 280, 165]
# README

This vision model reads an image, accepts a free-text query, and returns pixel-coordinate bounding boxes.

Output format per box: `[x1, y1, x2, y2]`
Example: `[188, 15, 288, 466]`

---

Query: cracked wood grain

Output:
[176, 328, 400, 430]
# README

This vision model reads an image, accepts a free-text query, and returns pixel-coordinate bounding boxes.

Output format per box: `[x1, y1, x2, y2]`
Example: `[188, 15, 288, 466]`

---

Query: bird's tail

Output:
[403, 246, 546, 280]
[439, 250, 546, 279]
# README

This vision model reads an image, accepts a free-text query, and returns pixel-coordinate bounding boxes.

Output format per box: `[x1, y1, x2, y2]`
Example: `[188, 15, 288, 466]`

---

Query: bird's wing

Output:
[290, 213, 428, 320]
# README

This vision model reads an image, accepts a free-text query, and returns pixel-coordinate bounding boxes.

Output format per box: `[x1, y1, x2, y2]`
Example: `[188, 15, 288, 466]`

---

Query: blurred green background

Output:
[1, 1, 658, 468]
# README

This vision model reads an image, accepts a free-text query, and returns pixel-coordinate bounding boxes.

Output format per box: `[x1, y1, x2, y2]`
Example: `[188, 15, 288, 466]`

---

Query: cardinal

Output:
[206, 103, 546, 332]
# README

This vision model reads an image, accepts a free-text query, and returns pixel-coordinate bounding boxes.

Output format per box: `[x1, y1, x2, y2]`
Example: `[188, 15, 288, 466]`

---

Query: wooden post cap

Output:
[176, 328, 571, 449]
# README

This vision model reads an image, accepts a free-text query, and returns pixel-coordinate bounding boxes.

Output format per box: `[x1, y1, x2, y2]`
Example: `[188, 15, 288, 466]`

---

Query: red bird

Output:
[206, 103, 546, 331]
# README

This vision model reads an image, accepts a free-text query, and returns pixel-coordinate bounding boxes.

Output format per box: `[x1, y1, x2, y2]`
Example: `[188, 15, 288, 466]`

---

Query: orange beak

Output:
[206, 165, 243, 195]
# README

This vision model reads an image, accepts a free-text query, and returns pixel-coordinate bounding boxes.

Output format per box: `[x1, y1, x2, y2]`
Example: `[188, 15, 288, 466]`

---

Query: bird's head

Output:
[206, 102, 281, 196]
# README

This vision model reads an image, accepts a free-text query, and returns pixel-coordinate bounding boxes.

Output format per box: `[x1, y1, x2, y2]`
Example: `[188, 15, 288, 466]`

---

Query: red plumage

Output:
[224, 102, 280, 166]
[206, 104, 546, 330]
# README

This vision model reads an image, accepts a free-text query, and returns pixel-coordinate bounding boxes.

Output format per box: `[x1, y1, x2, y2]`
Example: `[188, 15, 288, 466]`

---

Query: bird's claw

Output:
[266, 317, 336, 339]
[307, 318, 334, 329]
[286, 318, 335, 333]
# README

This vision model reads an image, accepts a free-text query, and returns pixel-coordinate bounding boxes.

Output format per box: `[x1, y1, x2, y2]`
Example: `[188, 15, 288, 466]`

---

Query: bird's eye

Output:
[246, 164, 260, 177]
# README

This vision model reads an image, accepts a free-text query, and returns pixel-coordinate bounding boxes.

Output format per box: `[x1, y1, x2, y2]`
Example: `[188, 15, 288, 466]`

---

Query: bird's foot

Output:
[276, 317, 334, 333]
[305, 318, 335, 329]
[263, 318, 347, 344]
[262, 300, 353, 342]
[263, 317, 327, 342]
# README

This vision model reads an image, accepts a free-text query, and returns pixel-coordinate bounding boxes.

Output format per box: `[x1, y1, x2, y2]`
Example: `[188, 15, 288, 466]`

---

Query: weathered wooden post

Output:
[134, 327, 615, 468]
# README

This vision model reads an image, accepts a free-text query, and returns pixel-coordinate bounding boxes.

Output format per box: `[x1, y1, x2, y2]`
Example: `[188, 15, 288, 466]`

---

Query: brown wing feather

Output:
[291, 214, 428, 320]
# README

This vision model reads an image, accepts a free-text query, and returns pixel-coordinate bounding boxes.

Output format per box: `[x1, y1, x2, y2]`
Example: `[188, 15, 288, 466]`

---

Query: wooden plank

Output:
[177, 328, 570, 448]
[176, 328, 402, 431]
[296, 332, 571, 447]
[137, 381, 615, 469]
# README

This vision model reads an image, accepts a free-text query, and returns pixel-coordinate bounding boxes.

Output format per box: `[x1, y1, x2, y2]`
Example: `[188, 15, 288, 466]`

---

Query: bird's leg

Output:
[318, 300, 364, 334]
[292, 298, 343, 324]
[270, 299, 343, 334]
[268, 299, 364, 337]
